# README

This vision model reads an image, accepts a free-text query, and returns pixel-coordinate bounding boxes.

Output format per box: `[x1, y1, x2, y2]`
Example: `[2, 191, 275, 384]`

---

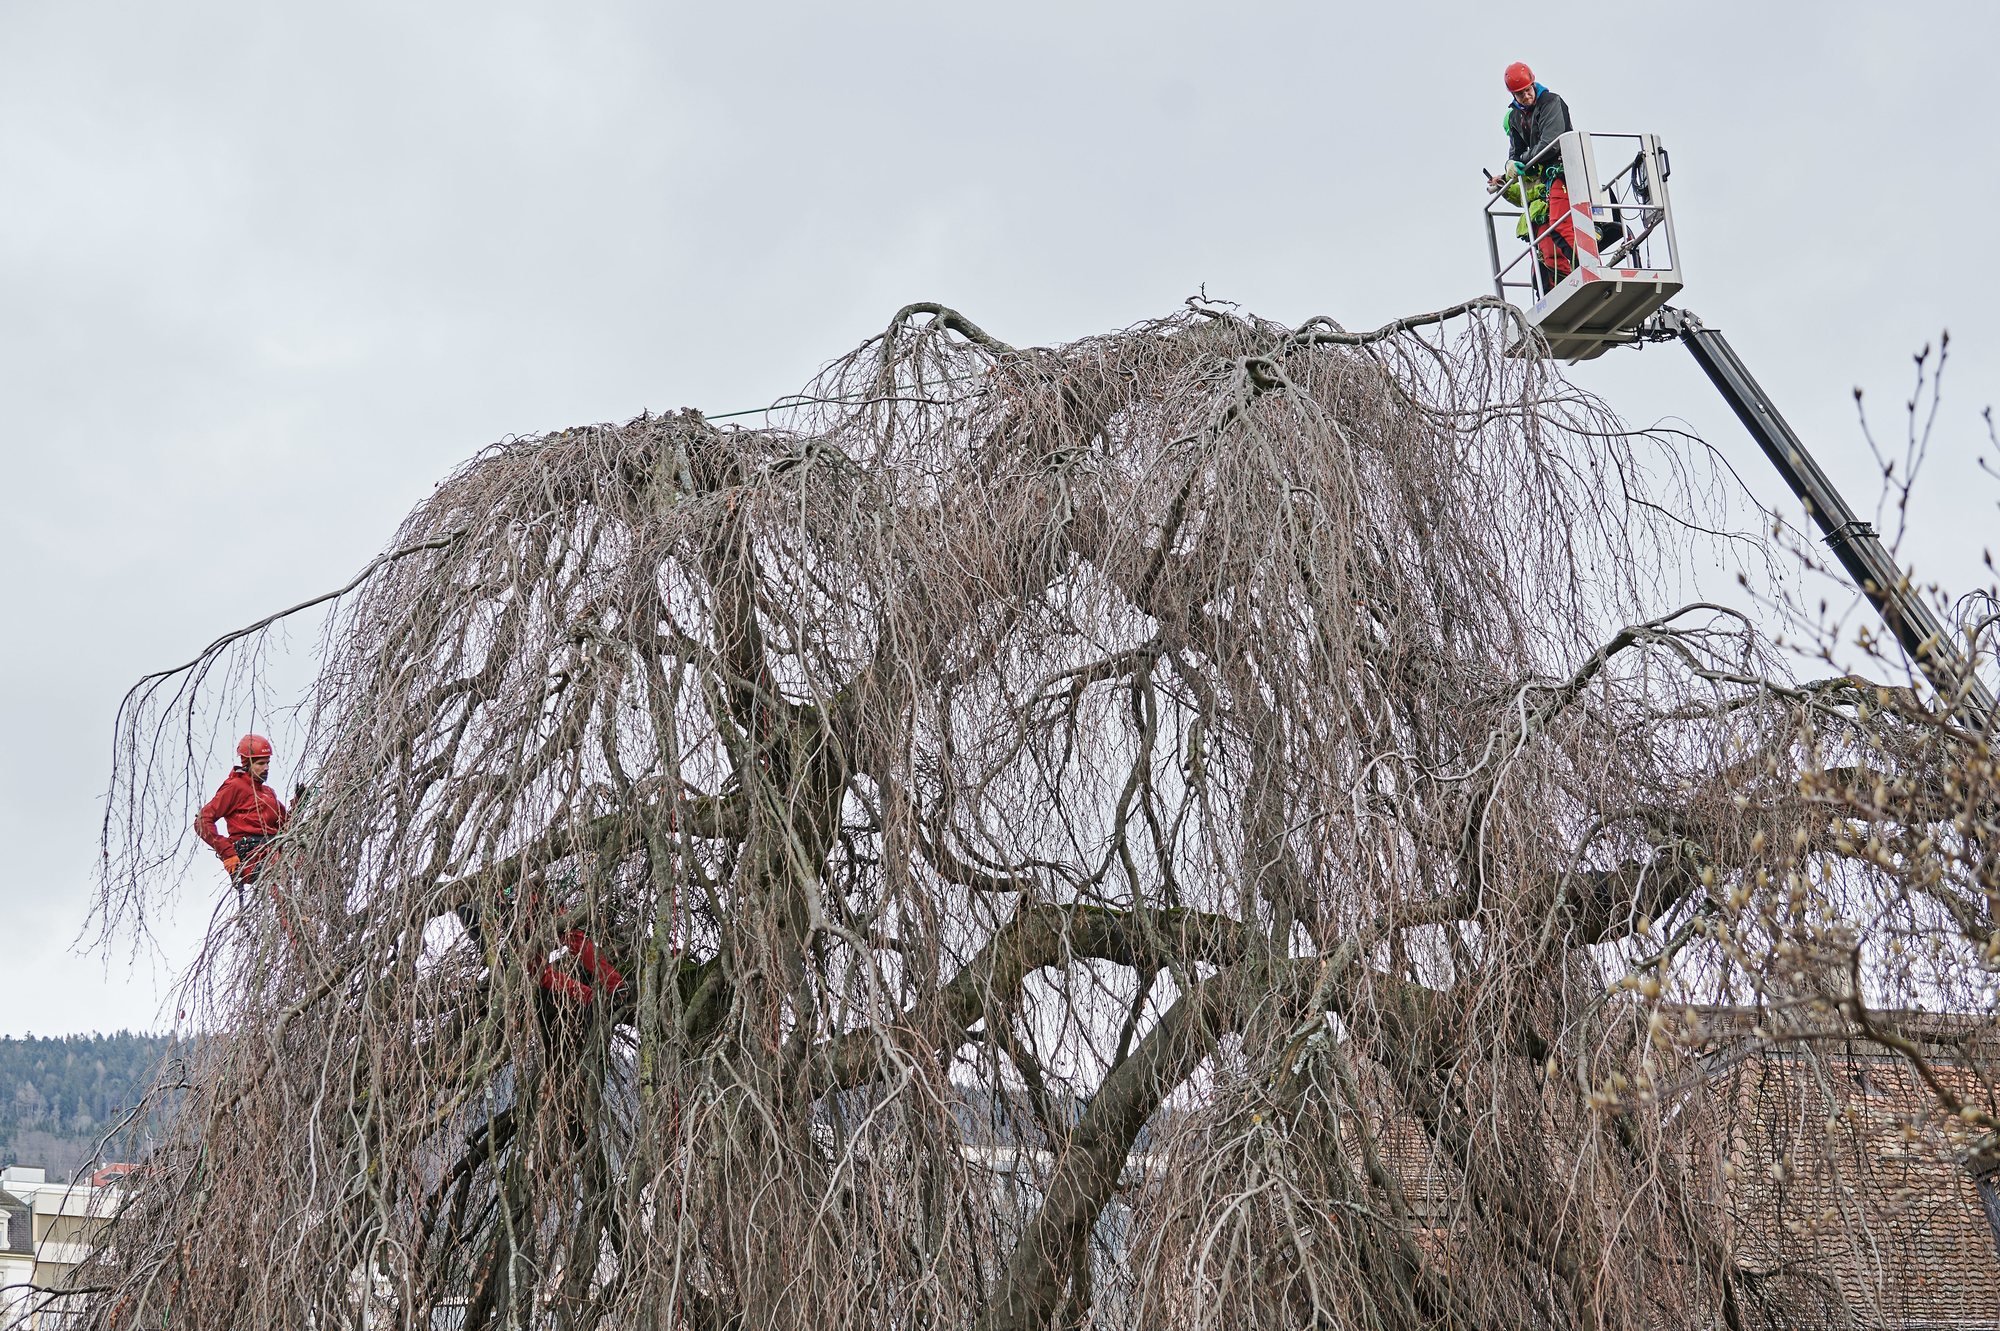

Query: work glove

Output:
[223, 854, 241, 878]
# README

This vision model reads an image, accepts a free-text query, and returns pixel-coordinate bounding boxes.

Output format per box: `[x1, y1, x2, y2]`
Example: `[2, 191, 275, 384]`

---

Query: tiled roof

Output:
[0, 1201, 30, 1256]
[1708, 1039, 1999, 1328]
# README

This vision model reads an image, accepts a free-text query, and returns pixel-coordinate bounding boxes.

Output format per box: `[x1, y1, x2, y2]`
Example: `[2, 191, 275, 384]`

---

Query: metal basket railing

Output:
[1484, 131, 1677, 305]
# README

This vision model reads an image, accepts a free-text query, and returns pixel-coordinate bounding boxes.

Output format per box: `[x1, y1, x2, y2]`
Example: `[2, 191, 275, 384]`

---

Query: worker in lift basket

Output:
[195, 733, 290, 902]
[1487, 61, 1575, 294]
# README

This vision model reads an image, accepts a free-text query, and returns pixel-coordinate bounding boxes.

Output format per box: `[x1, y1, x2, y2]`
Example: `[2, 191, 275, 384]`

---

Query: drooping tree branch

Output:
[84, 299, 2000, 1331]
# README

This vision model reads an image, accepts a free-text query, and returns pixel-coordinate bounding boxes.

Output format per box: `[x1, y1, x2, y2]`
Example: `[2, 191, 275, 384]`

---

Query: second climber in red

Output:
[195, 733, 290, 899]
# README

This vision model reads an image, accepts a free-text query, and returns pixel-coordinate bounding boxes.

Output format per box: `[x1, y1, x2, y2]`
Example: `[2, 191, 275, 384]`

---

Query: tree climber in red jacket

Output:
[195, 733, 289, 900]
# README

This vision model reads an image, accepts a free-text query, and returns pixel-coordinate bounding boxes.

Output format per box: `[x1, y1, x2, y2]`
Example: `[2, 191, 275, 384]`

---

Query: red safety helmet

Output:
[1504, 62, 1535, 93]
[237, 733, 274, 761]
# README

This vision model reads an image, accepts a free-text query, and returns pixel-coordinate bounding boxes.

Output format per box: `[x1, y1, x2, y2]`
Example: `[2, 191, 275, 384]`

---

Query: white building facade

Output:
[0, 1167, 122, 1330]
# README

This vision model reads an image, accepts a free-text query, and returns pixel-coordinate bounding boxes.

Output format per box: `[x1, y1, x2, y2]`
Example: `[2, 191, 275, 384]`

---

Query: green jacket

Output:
[1499, 173, 1551, 241]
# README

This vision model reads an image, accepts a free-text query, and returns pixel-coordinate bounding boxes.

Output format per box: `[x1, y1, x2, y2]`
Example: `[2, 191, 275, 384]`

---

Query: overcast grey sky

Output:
[4, 1, 1996, 1037]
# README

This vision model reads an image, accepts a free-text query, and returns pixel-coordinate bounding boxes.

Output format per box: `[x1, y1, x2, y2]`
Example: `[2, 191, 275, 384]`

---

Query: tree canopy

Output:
[87, 300, 2000, 1330]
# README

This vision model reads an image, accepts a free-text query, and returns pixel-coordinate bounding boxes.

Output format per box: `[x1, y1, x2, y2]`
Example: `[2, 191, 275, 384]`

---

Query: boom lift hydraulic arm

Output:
[1646, 304, 2000, 1257]
[1642, 306, 1996, 729]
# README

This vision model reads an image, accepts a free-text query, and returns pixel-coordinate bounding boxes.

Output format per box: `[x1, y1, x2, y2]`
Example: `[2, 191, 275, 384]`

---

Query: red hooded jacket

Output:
[195, 768, 288, 860]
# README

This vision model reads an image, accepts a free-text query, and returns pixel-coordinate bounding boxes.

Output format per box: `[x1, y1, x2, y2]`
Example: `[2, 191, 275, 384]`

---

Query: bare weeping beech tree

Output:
[86, 299, 2000, 1330]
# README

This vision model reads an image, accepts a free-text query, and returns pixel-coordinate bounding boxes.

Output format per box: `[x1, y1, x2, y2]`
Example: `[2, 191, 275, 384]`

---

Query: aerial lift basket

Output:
[1484, 131, 1681, 362]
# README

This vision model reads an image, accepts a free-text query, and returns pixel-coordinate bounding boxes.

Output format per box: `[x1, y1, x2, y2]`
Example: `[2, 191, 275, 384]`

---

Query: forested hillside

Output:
[0, 1033, 175, 1181]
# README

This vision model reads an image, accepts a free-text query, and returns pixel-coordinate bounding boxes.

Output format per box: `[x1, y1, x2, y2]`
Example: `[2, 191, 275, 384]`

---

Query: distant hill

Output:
[0, 1033, 179, 1182]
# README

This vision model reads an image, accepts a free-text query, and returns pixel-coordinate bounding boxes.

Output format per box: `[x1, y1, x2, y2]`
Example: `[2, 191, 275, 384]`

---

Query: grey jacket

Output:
[1505, 87, 1572, 174]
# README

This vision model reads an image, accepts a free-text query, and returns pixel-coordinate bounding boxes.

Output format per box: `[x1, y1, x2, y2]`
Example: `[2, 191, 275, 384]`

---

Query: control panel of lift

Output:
[1483, 131, 1680, 361]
